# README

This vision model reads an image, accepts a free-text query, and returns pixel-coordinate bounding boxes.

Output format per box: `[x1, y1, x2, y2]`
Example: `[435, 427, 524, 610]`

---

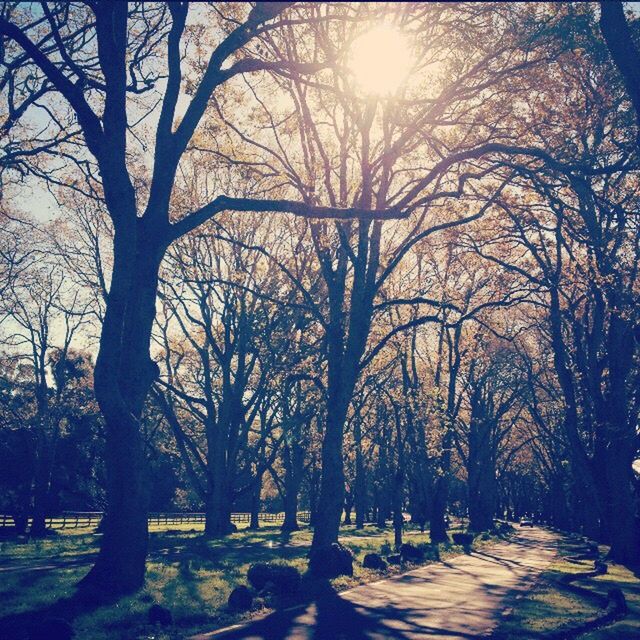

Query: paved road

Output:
[193, 528, 558, 640]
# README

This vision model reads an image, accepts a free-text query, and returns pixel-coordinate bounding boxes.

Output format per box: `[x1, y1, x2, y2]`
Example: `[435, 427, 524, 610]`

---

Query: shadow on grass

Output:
[0, 529, 310, 639]
[0, 587, 119, 640]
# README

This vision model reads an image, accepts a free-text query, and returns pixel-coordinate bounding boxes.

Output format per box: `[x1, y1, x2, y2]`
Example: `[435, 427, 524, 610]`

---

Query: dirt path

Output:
[193, 527, 559, 640]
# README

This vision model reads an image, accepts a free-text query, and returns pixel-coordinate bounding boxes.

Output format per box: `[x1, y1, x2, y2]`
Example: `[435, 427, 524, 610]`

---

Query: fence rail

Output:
[0, 510, 311, 531]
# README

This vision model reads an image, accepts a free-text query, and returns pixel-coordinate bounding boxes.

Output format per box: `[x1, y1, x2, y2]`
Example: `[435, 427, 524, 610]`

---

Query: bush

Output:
[494, 522, 514, 536]
[228, 585, 252, 611]
[247, 562, 301, 594]
[363, 553, 387, 570]
[400, 543, 424, 562]
[247, 563, 271, 590]
[452, 532, 475, 546]
[308, 542, 353, 578]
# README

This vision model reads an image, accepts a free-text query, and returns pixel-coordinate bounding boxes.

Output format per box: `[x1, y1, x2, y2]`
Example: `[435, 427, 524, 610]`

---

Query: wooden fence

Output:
[0, 510, 311, 531]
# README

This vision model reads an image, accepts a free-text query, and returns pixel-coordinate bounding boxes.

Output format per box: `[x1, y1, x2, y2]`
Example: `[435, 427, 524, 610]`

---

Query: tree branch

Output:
[168, 196, 404, 242]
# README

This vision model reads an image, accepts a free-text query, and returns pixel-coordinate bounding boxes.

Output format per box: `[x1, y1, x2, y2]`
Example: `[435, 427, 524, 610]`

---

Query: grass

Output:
[495, 534, 640, 639]
[0, 520, 483, 640]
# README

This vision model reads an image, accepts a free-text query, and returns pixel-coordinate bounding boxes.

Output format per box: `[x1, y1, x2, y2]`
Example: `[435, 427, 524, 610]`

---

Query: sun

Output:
[348, 25, 412, 97]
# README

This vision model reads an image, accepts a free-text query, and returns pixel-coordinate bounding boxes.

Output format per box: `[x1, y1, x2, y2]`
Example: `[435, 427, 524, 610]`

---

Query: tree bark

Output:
[249, 473, 262, 531]
[600, 1, 640, 146]
[467, 415, 497, 532]
[281, 483, 300, 532]
[311, 404, 348, 547]
[80, 232, 162, 594]
[343, 493, 353, 525]
[354, 421, 366, 530]
[392, 469, 404, 550]
[205, 455, 233, 537]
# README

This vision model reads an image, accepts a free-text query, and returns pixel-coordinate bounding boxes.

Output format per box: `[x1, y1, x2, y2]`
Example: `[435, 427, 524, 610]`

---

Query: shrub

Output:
[363, 553, 387, 570]
[247, 562, 301, 594]
[452, 532, 475, 546]
[400, 543, 424, 562]
[308, 542, 353, 578]
[228, 585, 252, 611]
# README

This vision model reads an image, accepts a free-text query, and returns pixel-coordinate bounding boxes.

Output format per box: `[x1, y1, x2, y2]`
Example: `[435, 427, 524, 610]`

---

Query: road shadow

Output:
[215, 578, 481, 640]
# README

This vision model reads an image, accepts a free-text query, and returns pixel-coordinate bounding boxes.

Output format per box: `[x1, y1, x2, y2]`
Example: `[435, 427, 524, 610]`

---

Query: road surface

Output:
[192, 527, 558, 640]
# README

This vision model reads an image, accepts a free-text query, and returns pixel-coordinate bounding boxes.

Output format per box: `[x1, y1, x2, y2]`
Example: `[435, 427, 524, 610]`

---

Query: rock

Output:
[400, 543, 424, 562]
[387, 554, 402, 565]
[248, 563, 301, 594]
[577, 542, 599, 559]
[363, 553, 387, 570]
[247, 563, 272, 590]
[29, 618, 74, 640]
[595, 560, 608, 575]
[273, 565, 301, 594]
[258, 580, 278, 596]
[228, 585, 253, 611]
[608, 587, 628, 614]
[452, 532, 475, 546]
[308, 542, 354, 578]
[148, 604, 172, 626]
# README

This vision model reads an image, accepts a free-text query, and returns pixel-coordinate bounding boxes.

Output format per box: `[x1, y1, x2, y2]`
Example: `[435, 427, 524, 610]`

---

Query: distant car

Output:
[520, 518, 534, 527]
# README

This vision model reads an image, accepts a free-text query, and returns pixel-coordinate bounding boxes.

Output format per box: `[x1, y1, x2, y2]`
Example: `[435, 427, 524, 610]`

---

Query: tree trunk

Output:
[83, 411, 149, 592]
[205, 465, 233, 537]
[249, 473, 262, 531]
[308, 465, 321, 526]
[467, 421, 496, 533]
[430, 428, 452, 543]
[603, 453, 638, 565]
[13, 512, 28, 535]
[343, 496, 353, 525]
[80, 235, 163, 594]
[392, 470, 404, 550]
[30, 386, 54, 538]
[354, 420, 366, 529]
[376, 491, 387, 528]
[602, 312, 639, 564]
[281, 434, 304, 532]
[281, 482, 299, 532]
[30, 454, 50, 537]
[430, 477, 449, 543]
[311, 405, 347, 548]
[468, 469, 496, 532]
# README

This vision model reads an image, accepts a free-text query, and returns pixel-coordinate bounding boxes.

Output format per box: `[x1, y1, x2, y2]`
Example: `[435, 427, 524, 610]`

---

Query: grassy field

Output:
[495, 534, 640, 639]
[0, 520, 480, 639]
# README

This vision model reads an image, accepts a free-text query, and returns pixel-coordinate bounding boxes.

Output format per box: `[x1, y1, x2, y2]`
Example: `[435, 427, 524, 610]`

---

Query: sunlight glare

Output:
[348, 26, 412, 96]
